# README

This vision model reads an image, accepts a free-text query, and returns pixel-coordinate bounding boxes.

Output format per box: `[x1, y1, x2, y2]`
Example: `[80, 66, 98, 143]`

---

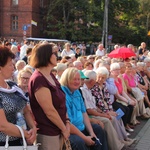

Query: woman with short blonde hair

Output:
[60, 67, 108, 150]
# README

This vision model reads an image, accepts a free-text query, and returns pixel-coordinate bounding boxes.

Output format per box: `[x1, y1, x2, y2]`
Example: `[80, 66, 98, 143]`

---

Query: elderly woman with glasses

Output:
[123, 62, 150, 120]
[110, 63, 136, 132]
[90, 66, 135, 145]
[17, 68, 33, 100]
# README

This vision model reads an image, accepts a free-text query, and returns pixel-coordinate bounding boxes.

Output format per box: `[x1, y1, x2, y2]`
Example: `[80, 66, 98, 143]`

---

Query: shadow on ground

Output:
[129, 117, 148, 149]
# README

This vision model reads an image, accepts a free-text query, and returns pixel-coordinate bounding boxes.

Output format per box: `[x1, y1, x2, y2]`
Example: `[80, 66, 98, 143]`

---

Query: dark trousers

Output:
[69, 123, 108, 150]
[113, 101, 133, 126]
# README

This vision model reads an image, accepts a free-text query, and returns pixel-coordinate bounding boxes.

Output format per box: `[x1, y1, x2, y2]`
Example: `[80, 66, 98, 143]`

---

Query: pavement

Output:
[128, 117, 150, 150]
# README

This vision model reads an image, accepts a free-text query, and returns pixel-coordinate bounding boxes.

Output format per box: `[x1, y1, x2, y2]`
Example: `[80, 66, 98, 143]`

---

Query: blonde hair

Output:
[64, 42, 71, 49]
[59, 67, 80, 86]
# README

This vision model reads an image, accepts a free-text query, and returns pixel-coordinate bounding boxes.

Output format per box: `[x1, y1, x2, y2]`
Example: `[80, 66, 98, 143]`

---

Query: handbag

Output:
[131, 87, 144, 101]
[62, 139, 72, 150]
[0, 125, 39, 150]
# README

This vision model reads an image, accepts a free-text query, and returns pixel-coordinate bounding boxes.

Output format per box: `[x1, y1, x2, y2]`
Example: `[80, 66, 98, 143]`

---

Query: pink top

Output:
[123, 73, 136, 87]
[114, 78, 123, 94]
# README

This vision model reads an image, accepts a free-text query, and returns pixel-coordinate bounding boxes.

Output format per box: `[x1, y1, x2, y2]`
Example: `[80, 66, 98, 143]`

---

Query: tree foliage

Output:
[44, 0, 150, 46]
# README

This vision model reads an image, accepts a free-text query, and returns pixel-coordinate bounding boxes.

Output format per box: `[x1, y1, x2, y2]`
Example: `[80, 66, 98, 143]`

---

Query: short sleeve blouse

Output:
[28, 70, 67, 136]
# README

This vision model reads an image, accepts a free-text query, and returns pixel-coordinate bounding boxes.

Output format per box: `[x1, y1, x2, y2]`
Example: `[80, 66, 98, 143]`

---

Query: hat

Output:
[78, 70, 89, 79]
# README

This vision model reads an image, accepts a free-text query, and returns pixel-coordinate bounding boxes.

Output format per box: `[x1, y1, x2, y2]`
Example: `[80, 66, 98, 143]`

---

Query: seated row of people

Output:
[1, 43, 150, 150]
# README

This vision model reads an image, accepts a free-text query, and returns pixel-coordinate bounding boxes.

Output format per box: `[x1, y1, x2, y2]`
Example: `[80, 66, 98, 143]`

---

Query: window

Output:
[12, 0, 18, 5]
[11, 15, 18, 30]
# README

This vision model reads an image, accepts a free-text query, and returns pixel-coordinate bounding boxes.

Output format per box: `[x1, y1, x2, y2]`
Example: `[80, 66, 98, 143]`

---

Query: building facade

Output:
[0, 0, 48, 42]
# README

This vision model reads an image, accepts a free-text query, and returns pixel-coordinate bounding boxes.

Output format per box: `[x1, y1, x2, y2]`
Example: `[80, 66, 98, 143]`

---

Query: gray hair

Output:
[144, 57, 150, 63]
[73, 60, 82, 67]
[56, 63, 67, 72]
[96, 67, 109, 78]
[131, 63, 137, 69]
[94, 59, 103, 70]
[127, 44, 133, 48]
[99, 61, 110, 67]
[84, 70, 97, 81]
[15, 60, 26, 69]
[137, 62, 145, 67]
[114, 44, 119, 49]
[110, 62, 120, 71]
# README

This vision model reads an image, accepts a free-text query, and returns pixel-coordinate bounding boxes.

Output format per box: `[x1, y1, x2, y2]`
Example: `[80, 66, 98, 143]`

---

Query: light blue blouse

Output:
[61, 86, 86, 131]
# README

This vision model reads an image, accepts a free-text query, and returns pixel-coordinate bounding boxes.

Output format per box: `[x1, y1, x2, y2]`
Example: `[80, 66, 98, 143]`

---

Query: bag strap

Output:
[5, 125, 27, 149]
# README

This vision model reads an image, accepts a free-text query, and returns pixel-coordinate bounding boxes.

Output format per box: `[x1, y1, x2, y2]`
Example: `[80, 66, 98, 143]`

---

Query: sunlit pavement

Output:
[129, 118, 150, 150]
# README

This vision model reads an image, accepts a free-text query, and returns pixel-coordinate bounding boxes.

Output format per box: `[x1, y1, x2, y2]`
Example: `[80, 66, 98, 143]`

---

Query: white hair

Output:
[114, 44, 119, 49]
[73, 61, 82, 67]
[131, 63, 137, 69]
[110, 62, 120, 71]
[99, 61, 110, 67]
[96, 67, 109, 78]
[15, 60, 26, 69]
[84, 70, 97, 81]
[56, 63, 67, 72]
[144, 57, 150, 63]
[127, 44, 133, 48]
[93, 59, 103, 70]
[11, 45, 18, 54]
[137, 62, 145, 67]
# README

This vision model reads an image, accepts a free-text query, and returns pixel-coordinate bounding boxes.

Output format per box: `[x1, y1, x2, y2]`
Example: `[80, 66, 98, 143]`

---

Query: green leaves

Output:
[44, 0, 149, 46]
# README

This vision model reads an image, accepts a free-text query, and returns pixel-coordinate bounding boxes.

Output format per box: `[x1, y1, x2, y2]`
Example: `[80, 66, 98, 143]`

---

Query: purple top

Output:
[28, 70, 67, 136]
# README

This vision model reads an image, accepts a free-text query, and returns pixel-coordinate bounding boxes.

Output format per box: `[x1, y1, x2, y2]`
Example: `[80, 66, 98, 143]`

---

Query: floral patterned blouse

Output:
[136, 72, 145, 85]
[90, 82, 113, 113]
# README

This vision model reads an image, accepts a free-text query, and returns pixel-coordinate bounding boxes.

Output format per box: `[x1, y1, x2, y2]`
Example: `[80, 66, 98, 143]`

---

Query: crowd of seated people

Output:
[0, 39, 150, 150]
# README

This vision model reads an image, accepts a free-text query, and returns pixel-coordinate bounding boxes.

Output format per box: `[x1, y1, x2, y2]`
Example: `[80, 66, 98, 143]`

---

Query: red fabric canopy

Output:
[108, 47, 136, 59]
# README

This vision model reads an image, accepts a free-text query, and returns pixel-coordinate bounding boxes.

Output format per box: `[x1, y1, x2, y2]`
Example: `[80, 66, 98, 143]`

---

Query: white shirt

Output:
[95, 49, 105, 56]
[20, 44, 28, 59]
[80, 84, 97, 110]
[61, 49, 74, 57]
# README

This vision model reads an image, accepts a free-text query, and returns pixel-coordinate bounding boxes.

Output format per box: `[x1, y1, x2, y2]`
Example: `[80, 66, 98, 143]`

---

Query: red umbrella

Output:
[108, 47, 136, 59]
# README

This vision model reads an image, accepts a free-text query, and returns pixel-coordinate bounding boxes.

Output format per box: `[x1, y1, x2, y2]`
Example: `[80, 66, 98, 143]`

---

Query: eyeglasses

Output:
[21, 76, 30, 81]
